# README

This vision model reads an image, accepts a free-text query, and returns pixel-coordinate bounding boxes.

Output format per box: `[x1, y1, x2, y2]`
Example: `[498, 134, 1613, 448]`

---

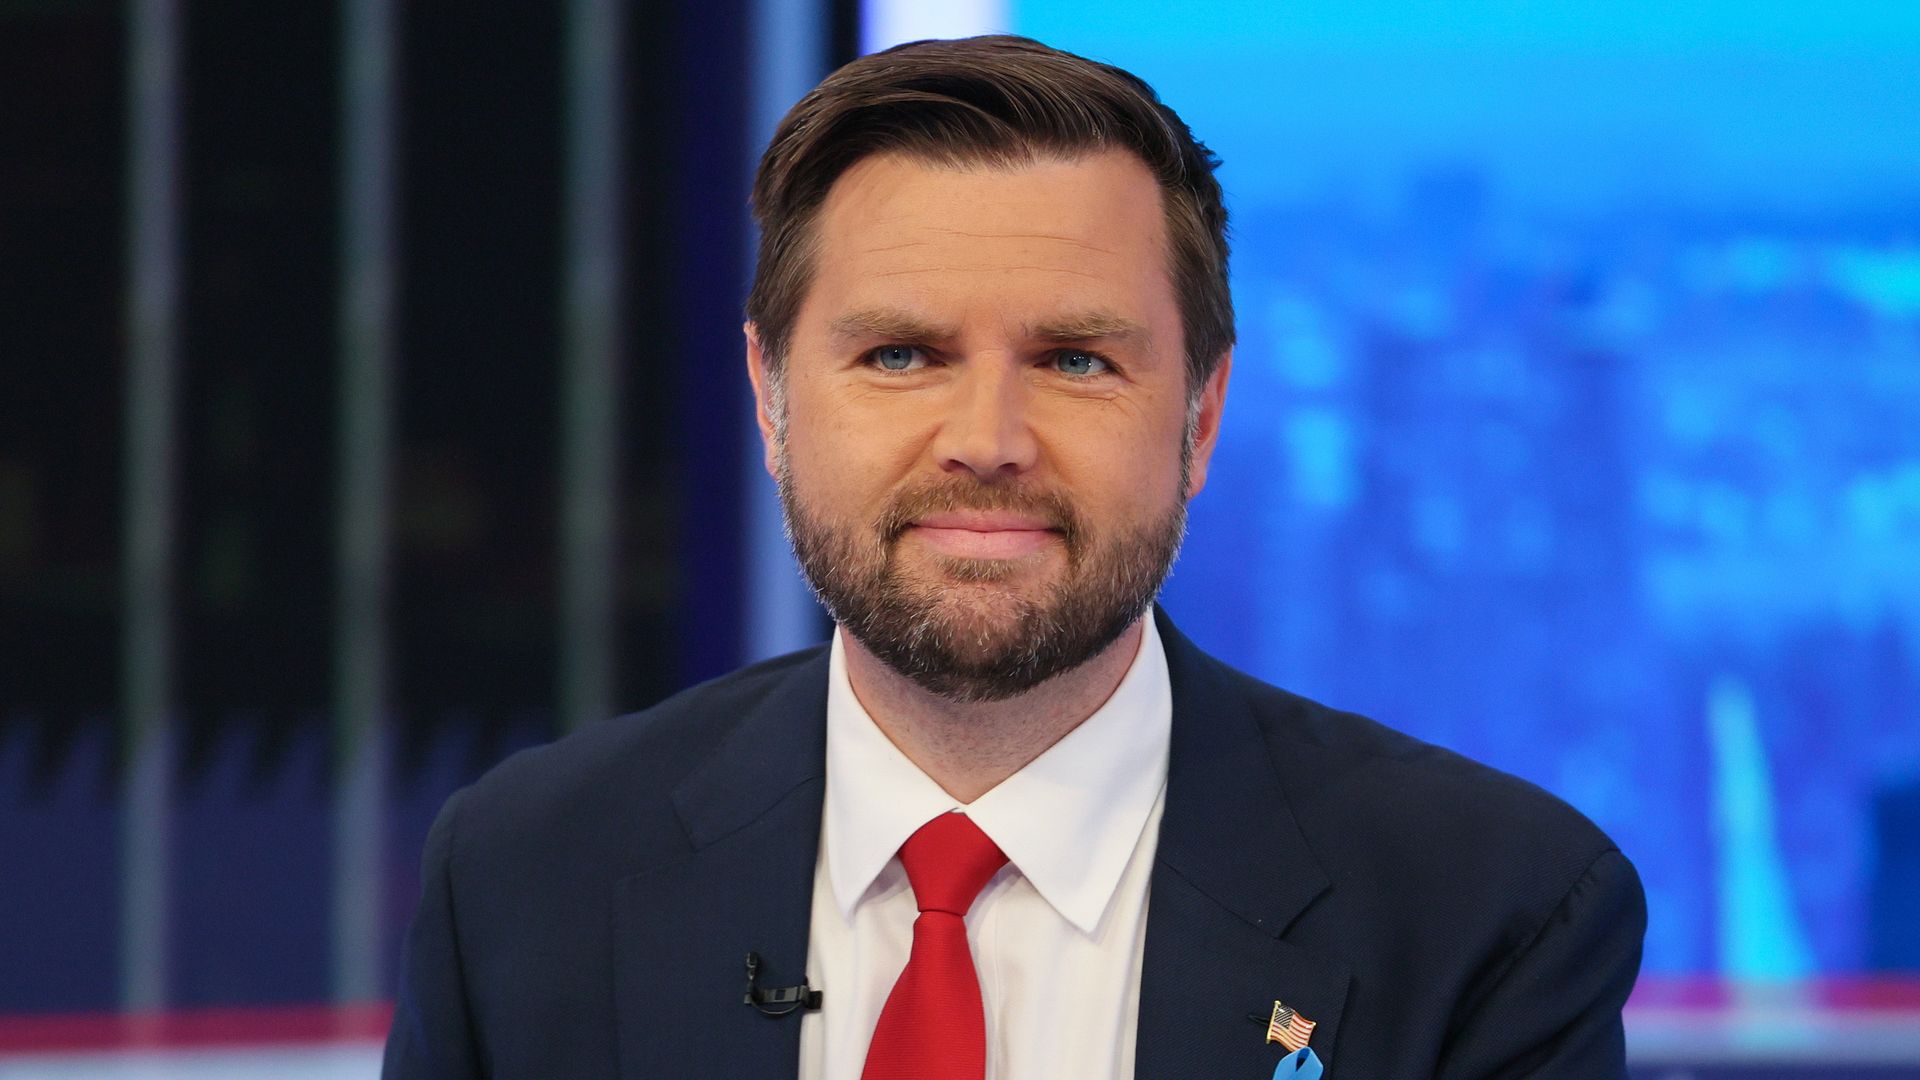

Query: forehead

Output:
[801, 150, 1176, 333]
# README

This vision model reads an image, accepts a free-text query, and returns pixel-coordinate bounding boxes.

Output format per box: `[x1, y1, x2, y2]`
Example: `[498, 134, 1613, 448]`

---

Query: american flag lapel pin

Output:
[1266, 1000, 1318, 1052]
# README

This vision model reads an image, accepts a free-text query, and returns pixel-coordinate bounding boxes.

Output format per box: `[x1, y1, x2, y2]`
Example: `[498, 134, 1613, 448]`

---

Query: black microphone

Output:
[742, 951, 823, 1016]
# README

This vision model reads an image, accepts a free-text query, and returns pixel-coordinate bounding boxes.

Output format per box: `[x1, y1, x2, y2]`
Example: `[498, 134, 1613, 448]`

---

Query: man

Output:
[384, 35, 1644, 1080]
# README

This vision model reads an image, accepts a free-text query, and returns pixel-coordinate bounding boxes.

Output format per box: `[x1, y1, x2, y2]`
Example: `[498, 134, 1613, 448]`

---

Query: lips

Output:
[905, 511, 1062, 559]
[912, 510, 1059, 532]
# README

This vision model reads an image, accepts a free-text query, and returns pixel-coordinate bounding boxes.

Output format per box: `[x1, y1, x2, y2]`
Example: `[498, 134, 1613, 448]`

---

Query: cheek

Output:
[1035, 399, 1190, 505]
[782, 388, 926, 510]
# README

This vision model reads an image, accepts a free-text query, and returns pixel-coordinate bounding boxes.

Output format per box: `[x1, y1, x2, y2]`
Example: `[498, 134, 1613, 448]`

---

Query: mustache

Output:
[876, 477, 1082, 547]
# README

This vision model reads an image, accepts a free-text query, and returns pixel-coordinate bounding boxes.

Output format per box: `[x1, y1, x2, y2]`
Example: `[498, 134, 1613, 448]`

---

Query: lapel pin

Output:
[1265, 1000, 1317, 1052]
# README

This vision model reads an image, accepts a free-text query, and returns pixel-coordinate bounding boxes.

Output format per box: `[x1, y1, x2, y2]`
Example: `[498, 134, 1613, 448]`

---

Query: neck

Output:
[840, 618, 1146, 803]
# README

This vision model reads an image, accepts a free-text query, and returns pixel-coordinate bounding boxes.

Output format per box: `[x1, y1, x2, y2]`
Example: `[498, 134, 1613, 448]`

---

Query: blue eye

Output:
[1054, 350, 1109, 376]
[870, 345, 922, 371]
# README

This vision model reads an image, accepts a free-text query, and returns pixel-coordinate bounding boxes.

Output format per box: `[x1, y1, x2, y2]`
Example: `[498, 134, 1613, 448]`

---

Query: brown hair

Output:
[746, 35, 1233, 393]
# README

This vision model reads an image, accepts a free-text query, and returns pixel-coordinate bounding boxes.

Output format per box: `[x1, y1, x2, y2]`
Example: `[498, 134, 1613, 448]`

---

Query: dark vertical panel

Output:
[610, 0, 690, 715]
[0, 6, 128, 1011]
[170, 0, 340, 1007]
[664, 0, 753, 686]
[174, 1, 339, 733]
[393, 4, 564, 740]
[0, 6, 126, 714]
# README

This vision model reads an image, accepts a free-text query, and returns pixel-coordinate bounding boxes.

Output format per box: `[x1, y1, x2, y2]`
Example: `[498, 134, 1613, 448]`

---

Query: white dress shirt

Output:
[798, 617, 1172, 1080]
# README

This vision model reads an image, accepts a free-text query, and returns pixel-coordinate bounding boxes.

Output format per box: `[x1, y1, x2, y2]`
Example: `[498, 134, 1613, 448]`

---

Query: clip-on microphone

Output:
[743, 951, 822, 1016]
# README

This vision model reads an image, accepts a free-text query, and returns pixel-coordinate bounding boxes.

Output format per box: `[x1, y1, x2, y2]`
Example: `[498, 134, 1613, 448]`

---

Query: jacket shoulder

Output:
[1233, 662, 1616, 858]
[1209, 656, 1632, 945]
[444, 644, 828, 868]
[1212, 657, 1645, 1073]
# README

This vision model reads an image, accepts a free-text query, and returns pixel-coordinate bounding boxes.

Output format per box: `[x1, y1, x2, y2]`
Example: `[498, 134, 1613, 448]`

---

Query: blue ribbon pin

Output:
[1270, 1046, 1324, 1080]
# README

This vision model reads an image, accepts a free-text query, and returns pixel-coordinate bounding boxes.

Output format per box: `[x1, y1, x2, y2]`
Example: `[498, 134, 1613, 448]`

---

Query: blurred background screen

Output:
[1, 0, 1915, 1077]
[974, 1, 1920, 1073]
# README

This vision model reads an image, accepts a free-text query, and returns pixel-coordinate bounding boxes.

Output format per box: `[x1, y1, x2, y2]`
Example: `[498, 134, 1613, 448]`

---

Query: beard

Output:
[778, 452, 1190, 704]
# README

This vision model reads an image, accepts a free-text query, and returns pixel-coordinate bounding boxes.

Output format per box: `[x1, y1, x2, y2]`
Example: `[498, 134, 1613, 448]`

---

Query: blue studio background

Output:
[998, 0, 1920, 979]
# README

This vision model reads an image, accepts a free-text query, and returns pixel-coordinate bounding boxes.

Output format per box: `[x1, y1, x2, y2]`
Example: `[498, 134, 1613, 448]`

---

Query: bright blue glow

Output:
[1008, 0, 1920, 975]
[860, 0, 1006, 53]
[1708, 676, 1814, 979]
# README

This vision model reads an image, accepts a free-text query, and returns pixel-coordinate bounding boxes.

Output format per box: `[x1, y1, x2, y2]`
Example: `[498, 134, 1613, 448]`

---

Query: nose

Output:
[931, 360, 1039, 480]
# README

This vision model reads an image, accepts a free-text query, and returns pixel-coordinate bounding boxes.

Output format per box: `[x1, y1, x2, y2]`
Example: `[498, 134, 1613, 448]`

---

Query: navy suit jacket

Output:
[384, 611, 1644, 1079]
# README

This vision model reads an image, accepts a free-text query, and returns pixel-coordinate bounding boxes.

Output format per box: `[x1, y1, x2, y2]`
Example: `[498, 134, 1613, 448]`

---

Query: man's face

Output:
[748, 150, 1229, 702]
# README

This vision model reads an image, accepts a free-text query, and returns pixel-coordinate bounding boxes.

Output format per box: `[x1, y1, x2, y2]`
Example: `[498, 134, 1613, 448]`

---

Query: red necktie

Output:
[860, 812, 1009, 1080]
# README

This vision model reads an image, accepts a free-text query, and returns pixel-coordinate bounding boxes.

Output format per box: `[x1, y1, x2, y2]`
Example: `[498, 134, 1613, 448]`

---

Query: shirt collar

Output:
[822, 616, 1172, 935]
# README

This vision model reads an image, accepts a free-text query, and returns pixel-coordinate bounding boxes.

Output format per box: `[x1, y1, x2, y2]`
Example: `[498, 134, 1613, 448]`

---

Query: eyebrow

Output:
[1028, 310, 1150, 346]
[827, 306, 1150, 348]
[828, 307, 958, 345]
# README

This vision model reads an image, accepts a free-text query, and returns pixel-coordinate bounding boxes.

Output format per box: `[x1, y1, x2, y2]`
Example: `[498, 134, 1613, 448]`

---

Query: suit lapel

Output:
[613, 654, 829, 1079]
[1136, 612, 1352, 1079]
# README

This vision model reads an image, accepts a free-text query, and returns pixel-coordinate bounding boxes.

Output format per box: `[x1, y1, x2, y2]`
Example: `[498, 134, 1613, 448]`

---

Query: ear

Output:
[743, 321, 781, 479]
[1183, 350, 1232, 500]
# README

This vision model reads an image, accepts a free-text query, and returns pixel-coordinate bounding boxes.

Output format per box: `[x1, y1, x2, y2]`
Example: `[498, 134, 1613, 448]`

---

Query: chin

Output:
[931, 556, 1039, 586]
[905, 540, 1064, 583]
[902, 580, 1039, 638]
[922, 583, 1037, 627]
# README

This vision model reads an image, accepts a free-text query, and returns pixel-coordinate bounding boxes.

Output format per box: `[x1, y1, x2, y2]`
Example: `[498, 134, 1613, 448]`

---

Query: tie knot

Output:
[898, 813, 1008, 917]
